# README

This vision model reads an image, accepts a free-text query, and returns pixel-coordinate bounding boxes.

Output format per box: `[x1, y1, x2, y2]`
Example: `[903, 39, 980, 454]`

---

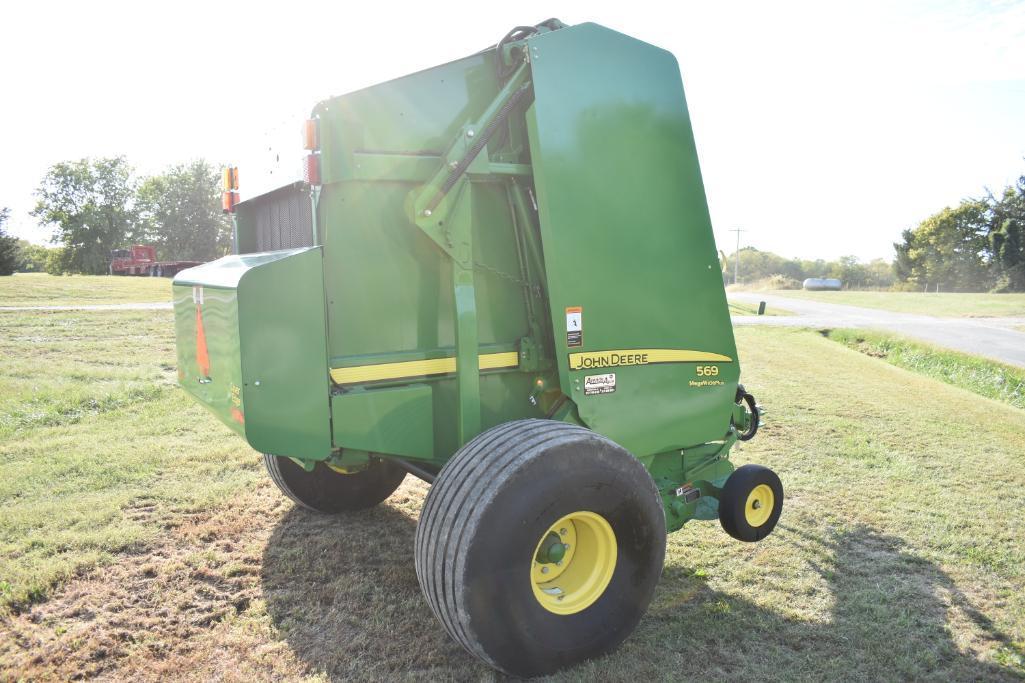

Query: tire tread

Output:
[414, 419, 625, 669]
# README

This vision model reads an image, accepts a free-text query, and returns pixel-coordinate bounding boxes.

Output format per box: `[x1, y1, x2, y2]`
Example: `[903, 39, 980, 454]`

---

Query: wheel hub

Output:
[530, 511, 617, 615]
[744, 484, 774, 527]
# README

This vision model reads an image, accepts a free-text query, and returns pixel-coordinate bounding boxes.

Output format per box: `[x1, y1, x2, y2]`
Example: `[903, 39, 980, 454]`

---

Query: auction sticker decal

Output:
[584, 373, 616, 395]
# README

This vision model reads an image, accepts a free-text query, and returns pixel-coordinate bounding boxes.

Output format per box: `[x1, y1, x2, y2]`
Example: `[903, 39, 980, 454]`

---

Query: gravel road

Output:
[730, 292, 1025, 368]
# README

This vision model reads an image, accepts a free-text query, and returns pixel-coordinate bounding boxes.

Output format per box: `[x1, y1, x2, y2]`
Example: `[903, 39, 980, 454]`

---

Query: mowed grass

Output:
[1, 292, 1024, 678]
[0, 272, 171, 307]
[825, 328, 1025, 410]
[0, 309, 263, 615]
[774, 289, 1025, 318]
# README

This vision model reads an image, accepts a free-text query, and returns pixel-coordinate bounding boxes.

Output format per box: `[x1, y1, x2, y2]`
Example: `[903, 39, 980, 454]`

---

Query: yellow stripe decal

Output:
[568, 349, 733, 371]
[330, 351, 519, 385]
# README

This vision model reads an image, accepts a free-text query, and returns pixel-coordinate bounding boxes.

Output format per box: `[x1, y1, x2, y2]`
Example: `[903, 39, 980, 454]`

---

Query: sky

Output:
[1, 0, 1023, 262]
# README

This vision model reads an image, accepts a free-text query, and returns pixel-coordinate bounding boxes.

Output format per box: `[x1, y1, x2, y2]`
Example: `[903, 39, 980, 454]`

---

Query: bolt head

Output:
[466, 129, 475, 138]
[423, 209, 432, 217]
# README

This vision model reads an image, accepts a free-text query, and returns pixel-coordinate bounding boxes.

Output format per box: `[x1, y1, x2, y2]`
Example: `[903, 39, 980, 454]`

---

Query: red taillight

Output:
[222, 191, 240, 213]
[303, 153, 321, 185]
[221, 166, 240, 213]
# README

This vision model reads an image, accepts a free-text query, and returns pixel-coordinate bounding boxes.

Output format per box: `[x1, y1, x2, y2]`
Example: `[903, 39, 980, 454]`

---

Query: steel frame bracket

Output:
[404, 63, 533, 446]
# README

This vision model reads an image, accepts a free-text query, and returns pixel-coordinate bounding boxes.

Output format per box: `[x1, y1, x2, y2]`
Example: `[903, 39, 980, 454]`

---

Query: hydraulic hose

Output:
[737, 391, 760, 441]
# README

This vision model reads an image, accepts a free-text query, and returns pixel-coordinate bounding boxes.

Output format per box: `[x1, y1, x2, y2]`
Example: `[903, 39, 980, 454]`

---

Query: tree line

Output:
[4, 157, 1023, 291]
[0, 157, 230, 275]
[725, 167, 1025, 292]
[724, 248, 895, 289]
[894, 171, 1025, 292]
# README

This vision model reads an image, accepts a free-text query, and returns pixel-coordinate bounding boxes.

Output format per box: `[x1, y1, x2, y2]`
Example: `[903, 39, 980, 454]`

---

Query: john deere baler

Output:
[173, 20, 780, 677]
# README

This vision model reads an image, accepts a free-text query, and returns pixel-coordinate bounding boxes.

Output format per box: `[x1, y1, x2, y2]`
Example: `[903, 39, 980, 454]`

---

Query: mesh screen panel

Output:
[242, 183, 314, 253]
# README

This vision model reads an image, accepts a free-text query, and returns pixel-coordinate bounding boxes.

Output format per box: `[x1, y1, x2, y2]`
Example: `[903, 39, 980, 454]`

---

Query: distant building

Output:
[803, 278, 842, 291]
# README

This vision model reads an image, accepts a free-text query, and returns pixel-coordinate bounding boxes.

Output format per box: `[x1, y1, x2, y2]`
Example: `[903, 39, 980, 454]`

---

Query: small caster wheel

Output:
[719, 464, 783, 542]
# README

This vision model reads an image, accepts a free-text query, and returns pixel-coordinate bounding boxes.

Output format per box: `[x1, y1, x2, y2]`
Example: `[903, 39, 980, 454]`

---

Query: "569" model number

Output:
[695, 365, 719, 376]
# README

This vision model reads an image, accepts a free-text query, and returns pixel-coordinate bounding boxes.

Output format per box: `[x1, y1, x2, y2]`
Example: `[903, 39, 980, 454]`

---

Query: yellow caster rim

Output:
[745, 484, 775, 527]
[530, 511, 617, 615]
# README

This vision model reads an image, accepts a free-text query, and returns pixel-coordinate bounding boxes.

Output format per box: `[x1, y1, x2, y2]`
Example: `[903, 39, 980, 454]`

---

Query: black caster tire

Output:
[719, 463, 783, 542]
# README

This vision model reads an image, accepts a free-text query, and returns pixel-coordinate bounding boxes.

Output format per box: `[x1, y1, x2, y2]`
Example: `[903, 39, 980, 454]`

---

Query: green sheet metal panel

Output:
[332, 384, 434, 459]
[314, 52, 500, 184]
[525, 23, 739, 455]
[173, 278, 245, 438]
[310, 55, 553, 460]
[174, 247, 332, 460]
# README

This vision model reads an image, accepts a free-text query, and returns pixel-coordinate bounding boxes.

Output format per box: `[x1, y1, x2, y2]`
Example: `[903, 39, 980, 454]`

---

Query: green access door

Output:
[525, 23, 739, 455]
[173, 247, 333, 461]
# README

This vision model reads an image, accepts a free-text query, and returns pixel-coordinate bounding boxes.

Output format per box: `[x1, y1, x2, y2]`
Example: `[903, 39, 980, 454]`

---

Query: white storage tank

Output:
[803, 278, 842, 291]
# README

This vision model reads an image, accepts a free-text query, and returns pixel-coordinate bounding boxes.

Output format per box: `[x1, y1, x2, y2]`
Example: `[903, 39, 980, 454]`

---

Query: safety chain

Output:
[473, 260, 544, 300]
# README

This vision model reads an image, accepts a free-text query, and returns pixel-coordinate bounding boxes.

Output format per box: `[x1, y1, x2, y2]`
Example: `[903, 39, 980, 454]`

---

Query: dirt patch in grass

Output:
[4, 478, 1022, 682]
[1, 484, 311, 681]
[0, 478, 481, 682]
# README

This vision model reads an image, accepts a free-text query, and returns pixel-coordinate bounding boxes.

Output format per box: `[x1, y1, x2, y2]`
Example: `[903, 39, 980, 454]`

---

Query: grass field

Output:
[773, 290, 1025, 318]
[825, 329, 1025, 411]
[0, 273, 171, 307]
[2, 282, 1024, 680]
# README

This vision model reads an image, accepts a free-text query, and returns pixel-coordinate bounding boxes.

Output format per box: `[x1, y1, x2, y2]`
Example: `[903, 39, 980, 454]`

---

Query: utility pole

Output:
[728, 228, 745, 285]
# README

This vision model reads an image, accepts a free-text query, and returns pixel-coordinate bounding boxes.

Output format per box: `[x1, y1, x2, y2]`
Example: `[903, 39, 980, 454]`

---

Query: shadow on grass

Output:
[263, 505, 1023, 681]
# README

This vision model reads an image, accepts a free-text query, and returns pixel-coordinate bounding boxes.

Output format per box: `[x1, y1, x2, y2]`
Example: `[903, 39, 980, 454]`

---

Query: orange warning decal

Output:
[195, 293, 211, 378]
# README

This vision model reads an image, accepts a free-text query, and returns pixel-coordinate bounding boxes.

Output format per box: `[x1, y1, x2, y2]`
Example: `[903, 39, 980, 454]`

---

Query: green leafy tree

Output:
[864, 258, 896, 288]
[988, 174, 1025, 291]
[137, 160, 230, 262]
[31, 157, 138, 274]
[894, 201, 993, 291]
[16, 240, 45, 272]
[893, 229, 915, 282]
[0, 208, 22, 276]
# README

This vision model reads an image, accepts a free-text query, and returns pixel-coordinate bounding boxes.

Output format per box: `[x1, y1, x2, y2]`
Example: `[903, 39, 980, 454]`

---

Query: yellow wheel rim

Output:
[745, 484, 775, 527]
[530, 511, 617, 615]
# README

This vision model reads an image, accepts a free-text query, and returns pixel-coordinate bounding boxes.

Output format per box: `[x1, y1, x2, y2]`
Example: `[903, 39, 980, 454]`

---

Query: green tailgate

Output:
[173, 247, 332, 460]
[526, 23, 739, 455]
